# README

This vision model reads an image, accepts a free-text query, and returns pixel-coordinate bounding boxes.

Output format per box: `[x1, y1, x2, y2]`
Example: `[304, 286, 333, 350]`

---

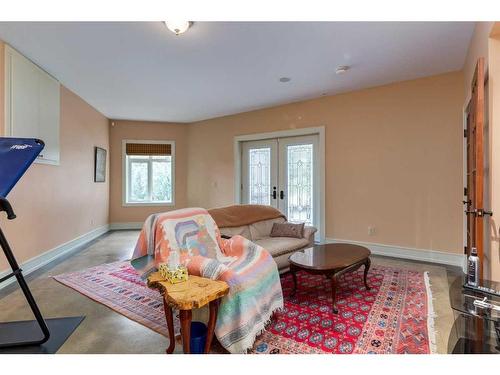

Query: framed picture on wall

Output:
[94, 147, 107, 182]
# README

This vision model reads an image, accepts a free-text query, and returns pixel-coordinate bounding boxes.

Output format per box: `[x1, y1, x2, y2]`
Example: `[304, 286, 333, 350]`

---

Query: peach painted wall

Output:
[108, 120, 188, 223]
[0, 86, 109, 272]
[187, 72, 465, 254]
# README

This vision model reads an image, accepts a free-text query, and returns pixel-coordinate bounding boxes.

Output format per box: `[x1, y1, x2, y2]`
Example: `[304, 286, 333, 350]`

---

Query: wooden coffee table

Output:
[288, 243, 371, 313]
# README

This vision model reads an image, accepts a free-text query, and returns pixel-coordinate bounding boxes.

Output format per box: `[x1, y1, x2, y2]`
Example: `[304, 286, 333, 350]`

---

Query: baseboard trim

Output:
[109, 222, 143, 230]
[0, 224, 110, 290]
[324, 237, 466, 270]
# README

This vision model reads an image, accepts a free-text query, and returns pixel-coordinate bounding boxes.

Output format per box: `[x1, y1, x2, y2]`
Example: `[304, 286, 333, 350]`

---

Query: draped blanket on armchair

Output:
[131, 207, 284, 353]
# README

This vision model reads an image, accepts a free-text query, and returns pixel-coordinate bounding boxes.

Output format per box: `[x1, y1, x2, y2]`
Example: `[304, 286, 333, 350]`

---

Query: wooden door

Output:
[465, 57, 488, 280]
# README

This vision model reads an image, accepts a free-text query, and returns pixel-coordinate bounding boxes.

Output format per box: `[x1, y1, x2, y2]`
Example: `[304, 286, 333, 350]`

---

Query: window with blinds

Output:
[125, 143, 172, 156]
[123, 141, 175, 205]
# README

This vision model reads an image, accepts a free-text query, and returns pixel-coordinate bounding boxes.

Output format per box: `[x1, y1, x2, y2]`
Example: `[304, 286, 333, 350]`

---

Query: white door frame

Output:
[234, 126, 326, 241]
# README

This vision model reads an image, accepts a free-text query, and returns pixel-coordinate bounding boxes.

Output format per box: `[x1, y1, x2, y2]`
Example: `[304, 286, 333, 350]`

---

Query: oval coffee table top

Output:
[289, 243, 371, 271]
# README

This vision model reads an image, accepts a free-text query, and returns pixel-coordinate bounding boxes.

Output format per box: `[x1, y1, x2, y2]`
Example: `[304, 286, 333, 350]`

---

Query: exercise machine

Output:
[0, 137, 84, 353]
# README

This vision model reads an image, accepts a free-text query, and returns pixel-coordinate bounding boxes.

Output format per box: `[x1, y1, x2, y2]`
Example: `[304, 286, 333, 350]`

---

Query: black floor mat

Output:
[0, 316, 85, 354]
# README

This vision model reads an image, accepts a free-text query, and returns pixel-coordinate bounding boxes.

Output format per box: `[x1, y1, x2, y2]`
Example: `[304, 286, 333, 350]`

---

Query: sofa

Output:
[208, 204, 317, 271]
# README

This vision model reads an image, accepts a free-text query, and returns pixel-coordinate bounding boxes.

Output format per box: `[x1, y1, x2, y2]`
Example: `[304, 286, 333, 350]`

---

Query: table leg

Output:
[330, 274, 339, 314]
[163, 298, 176, 354]
[363, 258, 371, 290]
[494, 321, 500, 351]
[205, 299, 219, 353]
[290, 265, 298, 297]
[179, 309, 192, 354]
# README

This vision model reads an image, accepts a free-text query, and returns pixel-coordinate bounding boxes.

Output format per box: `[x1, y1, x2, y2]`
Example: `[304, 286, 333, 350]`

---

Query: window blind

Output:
[125, 143, 171, 156]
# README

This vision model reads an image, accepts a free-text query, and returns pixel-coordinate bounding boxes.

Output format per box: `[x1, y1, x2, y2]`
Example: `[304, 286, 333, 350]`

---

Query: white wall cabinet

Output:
[4, 45, 60, 165]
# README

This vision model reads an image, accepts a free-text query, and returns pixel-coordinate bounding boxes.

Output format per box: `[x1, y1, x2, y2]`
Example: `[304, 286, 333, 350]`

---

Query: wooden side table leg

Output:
[205, 299, 219, 353]
[179, 309, 192, 354]
[363, 258, 371, 290]
[290, 265, 298, 297]
[330, 273, 339, 314]
[163, 298, 176, 354]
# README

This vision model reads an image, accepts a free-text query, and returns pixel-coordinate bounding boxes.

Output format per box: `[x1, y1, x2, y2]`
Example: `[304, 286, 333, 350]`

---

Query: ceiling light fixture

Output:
[335, 65, 350, 75]
[165, 21, 192, 36]
[279, 77, 291, 83]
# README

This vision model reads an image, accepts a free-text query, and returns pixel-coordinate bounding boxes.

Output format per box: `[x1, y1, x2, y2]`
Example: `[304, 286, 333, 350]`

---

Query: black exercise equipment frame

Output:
[0, 196, 50, 348]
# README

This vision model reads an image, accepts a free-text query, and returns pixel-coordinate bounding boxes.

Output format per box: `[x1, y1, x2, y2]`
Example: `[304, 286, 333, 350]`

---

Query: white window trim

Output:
[122, 139, 176, 207]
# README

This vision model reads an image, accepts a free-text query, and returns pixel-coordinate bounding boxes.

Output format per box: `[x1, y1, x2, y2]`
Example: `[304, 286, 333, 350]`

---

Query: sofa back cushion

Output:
[249, 217, 286, 241]
[208, 204, 285, 228]
[219, 225, 252, 240]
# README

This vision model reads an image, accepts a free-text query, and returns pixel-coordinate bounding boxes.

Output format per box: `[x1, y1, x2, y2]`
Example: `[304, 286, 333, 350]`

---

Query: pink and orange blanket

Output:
[131, 207, 284, 353]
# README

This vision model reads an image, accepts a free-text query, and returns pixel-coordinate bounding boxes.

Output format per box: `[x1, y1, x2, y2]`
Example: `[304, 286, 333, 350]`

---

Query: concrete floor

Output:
[0, 230, 462, 354]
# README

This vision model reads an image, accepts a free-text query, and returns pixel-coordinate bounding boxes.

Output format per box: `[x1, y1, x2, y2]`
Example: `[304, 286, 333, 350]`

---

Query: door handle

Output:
[477, 208, 493, 217]
[280, 190, 285, 199]
[465, 208, 493, 217]
[272, 187, 277, 199]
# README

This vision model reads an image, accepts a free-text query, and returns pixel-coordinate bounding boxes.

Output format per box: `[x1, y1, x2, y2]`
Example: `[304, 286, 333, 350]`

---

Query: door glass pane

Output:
[248, 148, 271, 205]
[287, 144, 313, 225]
[130, 161, 148, 201]
[152, 158, 172, 202]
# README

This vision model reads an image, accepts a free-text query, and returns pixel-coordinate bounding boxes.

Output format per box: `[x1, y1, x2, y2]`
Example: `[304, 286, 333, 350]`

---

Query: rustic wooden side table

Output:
[148, 272, 229, 354]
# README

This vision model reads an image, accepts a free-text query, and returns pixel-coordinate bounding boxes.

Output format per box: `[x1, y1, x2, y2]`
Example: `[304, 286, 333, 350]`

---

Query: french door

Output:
[241, 135, 319, 228]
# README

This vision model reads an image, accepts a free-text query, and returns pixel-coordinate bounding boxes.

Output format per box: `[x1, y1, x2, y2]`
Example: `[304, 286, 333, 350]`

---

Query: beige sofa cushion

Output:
[249, 217, 286, 241]
[254, 236, 310, 258]
[219, 225, 252, 240]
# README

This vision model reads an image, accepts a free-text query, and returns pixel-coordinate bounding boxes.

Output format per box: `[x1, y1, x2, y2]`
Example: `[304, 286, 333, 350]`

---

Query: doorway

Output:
[240, 133, 321, 230]
[464, 57, 489, 279]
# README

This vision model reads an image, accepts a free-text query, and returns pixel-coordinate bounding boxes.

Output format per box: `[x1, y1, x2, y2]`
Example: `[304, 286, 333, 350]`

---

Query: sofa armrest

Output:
[303, 226, 317, 244]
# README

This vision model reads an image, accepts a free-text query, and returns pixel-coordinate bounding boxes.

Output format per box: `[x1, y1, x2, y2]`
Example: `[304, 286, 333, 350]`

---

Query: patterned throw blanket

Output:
[131, 207, 284, 353]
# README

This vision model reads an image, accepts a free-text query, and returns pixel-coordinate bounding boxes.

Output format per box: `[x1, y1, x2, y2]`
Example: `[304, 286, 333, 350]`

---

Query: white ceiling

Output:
[0, 22, 475, 123]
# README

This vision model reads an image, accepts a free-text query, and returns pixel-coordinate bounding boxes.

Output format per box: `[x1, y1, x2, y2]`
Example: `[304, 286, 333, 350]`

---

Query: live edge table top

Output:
[147, 273, 229, 310]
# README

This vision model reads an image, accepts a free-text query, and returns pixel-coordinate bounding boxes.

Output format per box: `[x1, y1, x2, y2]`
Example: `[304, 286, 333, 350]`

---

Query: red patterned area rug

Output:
[54, 261, 181, 337]
[54, 262, 435, 354]
[253, 266, 436, 354]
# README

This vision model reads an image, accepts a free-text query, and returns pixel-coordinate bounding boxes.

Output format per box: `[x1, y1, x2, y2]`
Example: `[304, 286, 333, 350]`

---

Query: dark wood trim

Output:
[474, 57, 485, 279]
